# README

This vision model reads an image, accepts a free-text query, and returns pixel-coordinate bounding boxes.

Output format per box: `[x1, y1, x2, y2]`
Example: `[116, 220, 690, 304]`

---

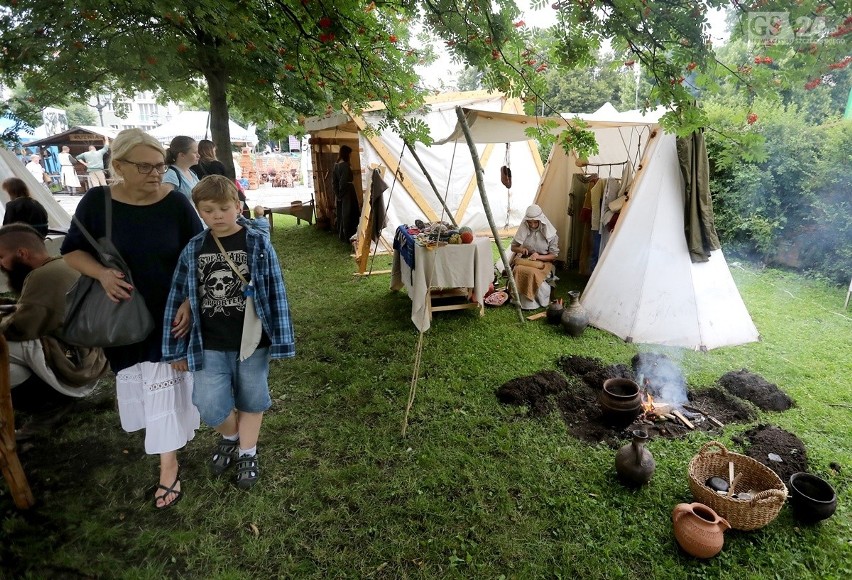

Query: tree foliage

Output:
[1, 0, 848, 166]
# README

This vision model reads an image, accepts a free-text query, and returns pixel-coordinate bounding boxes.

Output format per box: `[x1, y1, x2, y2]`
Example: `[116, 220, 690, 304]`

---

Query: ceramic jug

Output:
[560, 291, 589, 337]
[672, 502, 730, 559]
[615, 429, 656, 486]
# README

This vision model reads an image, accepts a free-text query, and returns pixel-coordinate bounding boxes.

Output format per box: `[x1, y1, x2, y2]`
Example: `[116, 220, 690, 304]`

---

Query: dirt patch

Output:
[556, 355, 633, 390]
[687, 387, 758, 424]
[495, 370, 570, 416]
[498, 355, 794, 448]
[718, 369, 794, 412]
[733, 425, 809, 483]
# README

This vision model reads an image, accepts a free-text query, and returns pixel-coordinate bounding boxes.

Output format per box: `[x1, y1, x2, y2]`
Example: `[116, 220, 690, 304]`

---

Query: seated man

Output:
[510, 204, 559, 310]
[0, 224, 107, 398]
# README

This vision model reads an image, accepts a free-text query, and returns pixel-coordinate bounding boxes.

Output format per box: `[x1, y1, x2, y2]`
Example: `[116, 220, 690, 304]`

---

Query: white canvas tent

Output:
[149, 111, 258, 145]
[0, 147, 72, 233]
[304, 91, 545, 272]
[438, 104, 759, 351]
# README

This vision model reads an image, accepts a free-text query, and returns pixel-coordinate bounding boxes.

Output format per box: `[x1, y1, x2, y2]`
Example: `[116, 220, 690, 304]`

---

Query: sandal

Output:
[235, 454, 260, 490]
[154, 474, 182, 509]
[210, 437, 240, 476]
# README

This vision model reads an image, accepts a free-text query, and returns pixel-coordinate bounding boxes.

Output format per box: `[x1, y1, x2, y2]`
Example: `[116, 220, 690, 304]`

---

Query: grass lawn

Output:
[1, 215, 850, 579]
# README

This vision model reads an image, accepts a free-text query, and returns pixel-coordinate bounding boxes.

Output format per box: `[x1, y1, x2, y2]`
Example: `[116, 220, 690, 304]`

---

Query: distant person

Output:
[57, 145, 81, 194]
[332, 145, 359, 243]
[162, 136, 200, 199]
[2, 177, 49, 237]
[0, 224, 107, 399]
[62, 128, 203, 509]
[163, 175, 294, 490]
[192, 140, 249, 216]
[77, 141, 110, 187]
[25, 154, 46, 185]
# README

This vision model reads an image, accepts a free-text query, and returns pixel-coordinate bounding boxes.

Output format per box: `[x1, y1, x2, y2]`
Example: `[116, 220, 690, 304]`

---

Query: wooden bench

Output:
[264, 201, 315, 233]
[0, 335, 35, 509]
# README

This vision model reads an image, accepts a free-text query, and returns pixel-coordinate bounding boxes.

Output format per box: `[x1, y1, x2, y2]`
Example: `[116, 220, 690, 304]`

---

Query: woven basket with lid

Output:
[688, 441, 787, 531]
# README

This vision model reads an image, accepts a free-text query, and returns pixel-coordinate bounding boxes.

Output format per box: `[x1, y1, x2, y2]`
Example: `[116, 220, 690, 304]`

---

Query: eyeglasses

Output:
[120, 160, 169, 174]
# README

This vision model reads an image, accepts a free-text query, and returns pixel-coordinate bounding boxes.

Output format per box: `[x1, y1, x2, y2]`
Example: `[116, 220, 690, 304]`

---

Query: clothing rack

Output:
[580, 161, 628, 167]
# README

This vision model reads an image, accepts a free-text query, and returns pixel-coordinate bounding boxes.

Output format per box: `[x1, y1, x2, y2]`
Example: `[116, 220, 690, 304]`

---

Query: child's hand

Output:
[172, 299, 191, 338]
[171, 360, 188, 372]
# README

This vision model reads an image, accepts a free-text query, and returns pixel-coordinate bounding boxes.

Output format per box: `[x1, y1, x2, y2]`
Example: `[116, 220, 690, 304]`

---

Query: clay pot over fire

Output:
[598, 378, 642, 426]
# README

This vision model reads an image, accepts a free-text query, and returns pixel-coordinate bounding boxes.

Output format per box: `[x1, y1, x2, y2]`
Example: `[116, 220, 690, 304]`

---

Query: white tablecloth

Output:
[391, 237, 493, 332]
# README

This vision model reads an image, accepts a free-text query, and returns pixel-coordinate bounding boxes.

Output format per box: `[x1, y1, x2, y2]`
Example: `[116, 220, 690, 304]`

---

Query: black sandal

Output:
[235, 455, 260, 490]
[154, 474, 182, 509]
[210, 437, 240, 476]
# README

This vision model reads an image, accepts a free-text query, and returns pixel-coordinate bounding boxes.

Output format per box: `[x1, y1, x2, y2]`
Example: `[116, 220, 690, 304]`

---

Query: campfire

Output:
[637, 373, 724, 430]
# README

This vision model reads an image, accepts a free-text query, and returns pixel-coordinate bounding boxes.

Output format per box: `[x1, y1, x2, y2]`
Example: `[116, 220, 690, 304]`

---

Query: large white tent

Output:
[149, 111, 258, 145]
[304, 91, 545, 272]
[437, 104, 759, 351]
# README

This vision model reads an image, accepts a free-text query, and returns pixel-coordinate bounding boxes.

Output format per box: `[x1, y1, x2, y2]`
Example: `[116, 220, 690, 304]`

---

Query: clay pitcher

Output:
[546, 300, 564, 325]
[615, 429, 656, 486]
[560, 291, 589, 337]
[672, 503, 730, 559]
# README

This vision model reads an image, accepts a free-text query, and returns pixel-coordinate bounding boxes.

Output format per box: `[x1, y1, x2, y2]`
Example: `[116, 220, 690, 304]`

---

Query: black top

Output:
[3, 197, 49, 237]
[60, 186, 203, 372]
[191, 159, 227, 178]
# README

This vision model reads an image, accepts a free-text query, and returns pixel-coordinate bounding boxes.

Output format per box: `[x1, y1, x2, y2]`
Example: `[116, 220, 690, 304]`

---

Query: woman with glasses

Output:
[61, 128, 203, 509]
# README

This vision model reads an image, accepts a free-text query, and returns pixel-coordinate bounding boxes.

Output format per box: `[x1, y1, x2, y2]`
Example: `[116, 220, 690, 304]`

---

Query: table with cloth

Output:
[390, 226, 494, 332]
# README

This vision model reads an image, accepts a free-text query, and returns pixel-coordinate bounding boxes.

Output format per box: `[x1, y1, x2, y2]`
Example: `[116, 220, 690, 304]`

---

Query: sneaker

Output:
[210, 437, 239, 476]
[235, 454, 260, 490]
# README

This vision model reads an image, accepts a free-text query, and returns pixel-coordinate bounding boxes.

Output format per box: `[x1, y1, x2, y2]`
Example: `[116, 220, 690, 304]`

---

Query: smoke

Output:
[634, 349, 689, 408]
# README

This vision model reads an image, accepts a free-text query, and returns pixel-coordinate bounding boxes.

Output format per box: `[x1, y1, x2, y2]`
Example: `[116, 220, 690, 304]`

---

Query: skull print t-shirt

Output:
[197, 229, 267, 351]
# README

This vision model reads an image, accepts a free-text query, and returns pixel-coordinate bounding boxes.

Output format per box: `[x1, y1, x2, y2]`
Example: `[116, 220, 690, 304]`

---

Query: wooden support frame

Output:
[0, 336, 35, 509]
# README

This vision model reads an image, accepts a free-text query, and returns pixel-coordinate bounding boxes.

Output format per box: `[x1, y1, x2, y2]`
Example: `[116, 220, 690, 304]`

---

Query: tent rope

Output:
[402, 331, 425, 436]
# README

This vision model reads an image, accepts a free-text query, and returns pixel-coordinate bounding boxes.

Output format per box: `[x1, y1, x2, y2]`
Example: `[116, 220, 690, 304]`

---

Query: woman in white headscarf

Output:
[510, 204, 559, 309]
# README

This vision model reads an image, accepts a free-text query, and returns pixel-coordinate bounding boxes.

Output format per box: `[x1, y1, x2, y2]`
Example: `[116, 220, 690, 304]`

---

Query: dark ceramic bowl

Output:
[599, 378, 642, 426]
[788, 472, 837, 524]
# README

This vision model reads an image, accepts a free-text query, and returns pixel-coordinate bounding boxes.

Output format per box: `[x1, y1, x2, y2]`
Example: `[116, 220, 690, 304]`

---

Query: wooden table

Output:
[391, 231, 493, 332]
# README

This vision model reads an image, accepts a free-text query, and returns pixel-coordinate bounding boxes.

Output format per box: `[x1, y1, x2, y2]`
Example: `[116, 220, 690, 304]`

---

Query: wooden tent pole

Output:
[455, 106, 524, 323]
[403, 141, 458, 227]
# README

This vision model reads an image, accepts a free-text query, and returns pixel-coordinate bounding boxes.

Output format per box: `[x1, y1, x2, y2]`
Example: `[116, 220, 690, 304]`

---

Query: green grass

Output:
[1, 216, 850, 579]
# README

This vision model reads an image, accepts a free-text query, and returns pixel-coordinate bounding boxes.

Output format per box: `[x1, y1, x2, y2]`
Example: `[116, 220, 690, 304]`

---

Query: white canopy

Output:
[149, 111, 258, 145]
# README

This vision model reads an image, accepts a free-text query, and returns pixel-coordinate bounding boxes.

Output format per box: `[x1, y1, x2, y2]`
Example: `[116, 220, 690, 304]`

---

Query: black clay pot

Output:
[546, 301, 564, 325]
[560, 291, 589, 337]
[788, 472, 837, 524]
[598, 378, 642, 426]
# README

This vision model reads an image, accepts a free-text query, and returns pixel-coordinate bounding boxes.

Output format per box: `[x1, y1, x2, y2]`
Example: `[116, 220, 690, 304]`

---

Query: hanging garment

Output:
[369, 169, 389, 242]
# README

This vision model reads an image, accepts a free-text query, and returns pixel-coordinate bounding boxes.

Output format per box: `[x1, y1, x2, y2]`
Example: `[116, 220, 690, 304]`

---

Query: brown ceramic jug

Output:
[672, 502, 730, 559]
[615, 429, 656, 486]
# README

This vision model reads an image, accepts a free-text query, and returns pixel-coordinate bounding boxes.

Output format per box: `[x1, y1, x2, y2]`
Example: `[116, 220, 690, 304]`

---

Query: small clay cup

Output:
[788, 472, 837, 524]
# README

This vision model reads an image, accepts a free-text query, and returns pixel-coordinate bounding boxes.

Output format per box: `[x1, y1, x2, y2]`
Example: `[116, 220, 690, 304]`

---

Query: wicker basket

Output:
[688, 441, 787, 531]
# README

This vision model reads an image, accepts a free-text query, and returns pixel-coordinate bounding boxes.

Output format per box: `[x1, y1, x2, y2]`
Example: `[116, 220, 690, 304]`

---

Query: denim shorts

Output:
[192, 348, 272, 427]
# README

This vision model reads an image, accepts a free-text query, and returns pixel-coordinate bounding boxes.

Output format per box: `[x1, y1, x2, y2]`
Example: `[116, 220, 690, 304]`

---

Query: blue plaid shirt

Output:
[162, 217, 295, 371]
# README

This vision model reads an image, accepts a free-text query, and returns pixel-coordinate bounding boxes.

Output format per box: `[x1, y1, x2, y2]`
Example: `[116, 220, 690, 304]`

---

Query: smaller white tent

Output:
[149, 111, 258, 145]
[0, 147, 71, 232]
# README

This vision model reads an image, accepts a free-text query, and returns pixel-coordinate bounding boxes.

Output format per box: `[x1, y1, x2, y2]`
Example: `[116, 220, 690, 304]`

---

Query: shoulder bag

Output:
[61, 188, 155, 347]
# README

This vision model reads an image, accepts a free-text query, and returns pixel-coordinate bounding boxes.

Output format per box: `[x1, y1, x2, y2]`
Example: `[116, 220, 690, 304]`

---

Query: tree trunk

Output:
[204, 68, 236, 179]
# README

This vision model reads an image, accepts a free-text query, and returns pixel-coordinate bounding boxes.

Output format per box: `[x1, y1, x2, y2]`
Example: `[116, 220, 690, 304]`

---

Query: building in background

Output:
[88, 91, 183, 131]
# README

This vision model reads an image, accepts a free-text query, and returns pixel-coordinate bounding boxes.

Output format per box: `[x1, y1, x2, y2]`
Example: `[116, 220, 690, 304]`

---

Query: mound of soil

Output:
[495, 370, 570, 416]
[733, 425, 809, 483]
[556, 355, 633, 390]
[718, 369, 794, 412]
